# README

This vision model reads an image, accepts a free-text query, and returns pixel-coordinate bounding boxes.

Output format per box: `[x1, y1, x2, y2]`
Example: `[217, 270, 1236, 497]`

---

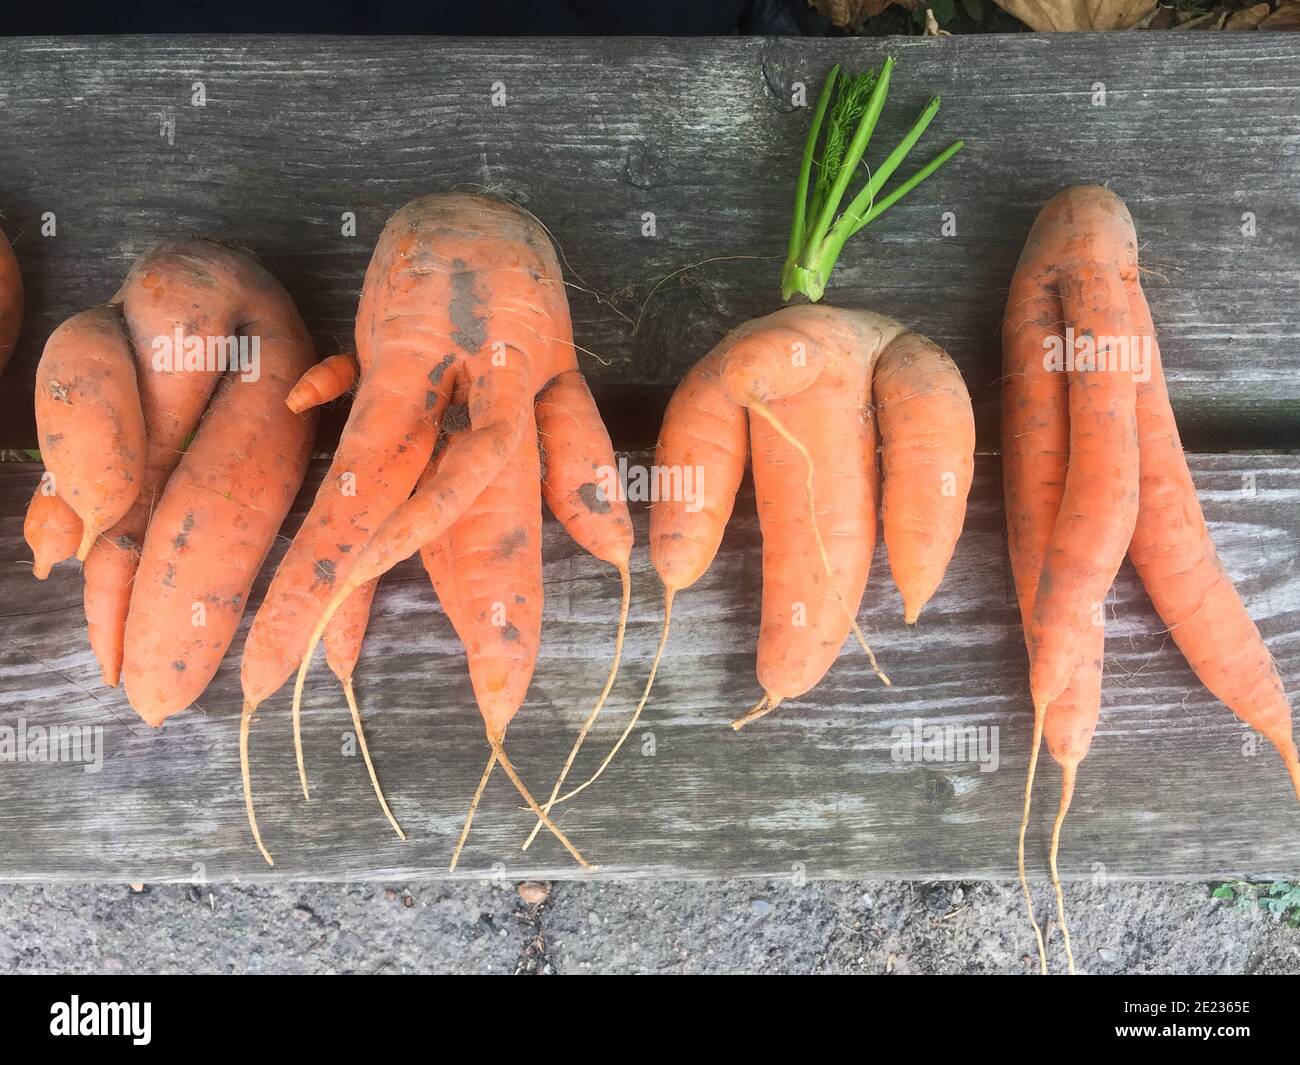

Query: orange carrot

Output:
[34, 306, 145, 560]
[523, 368, 633, 850]
[874, 333, 975, 623]
[1125, 270, 1299, 797]
[244, 193, 611, 867]
[553, 306, 972, 815]
[1002, 190, 1112, 974]
[286, 351, 358, 414]
[418, 398, 546, 868]
[544, 60, 967, 809]
[1025, 189, 1142, 718]
[82, 240, 264, 686]
[120, 245, 317, 727]
[24, 485, 82, 580]
[0, 225, 22, 374]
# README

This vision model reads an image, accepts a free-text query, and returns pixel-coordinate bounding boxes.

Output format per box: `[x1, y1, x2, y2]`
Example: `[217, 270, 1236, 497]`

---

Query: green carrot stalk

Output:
[781, 60, 964, 303]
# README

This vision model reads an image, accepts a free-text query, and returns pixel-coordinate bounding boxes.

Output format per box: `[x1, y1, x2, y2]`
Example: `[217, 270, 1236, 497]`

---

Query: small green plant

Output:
[1212, 880, 1300, 927]
[781, 59, 962, 303]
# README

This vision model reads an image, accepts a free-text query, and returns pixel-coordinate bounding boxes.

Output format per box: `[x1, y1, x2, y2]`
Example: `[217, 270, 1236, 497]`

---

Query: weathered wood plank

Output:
[0, 455, 1297, 882]
[1, 33, 1298, 449]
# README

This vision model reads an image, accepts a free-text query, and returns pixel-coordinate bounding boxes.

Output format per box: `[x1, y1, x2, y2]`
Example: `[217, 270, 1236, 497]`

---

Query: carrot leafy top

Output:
[782, 58, 963, 303]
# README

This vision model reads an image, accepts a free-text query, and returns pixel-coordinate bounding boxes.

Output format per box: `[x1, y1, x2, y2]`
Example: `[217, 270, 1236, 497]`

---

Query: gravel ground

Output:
[1, 880, 1296, 974]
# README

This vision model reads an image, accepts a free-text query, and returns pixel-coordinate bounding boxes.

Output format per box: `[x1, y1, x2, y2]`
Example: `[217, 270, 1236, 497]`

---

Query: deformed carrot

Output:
[245, 193, 614, 867]
[121, 245, 317, 728]
[23, 485, 82, 580]
[34, 306, 146, 561]
[286, 351, 358, 414]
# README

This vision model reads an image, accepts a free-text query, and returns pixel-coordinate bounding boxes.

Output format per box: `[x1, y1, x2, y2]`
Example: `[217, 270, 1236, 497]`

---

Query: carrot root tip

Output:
[75, 526, 96, 562]
[240, 699, 275, 867]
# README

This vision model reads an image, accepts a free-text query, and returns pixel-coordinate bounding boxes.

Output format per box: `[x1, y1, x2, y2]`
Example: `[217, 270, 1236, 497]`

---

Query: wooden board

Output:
[1, 455, 1297, 883]
[1, 34, 1297, 882]
[1, 33, 1299, 451]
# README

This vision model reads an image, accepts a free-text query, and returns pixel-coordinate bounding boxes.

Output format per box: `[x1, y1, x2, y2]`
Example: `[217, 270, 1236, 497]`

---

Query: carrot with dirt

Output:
[541, 60, 971, 810]
[23, 485, 82, 579]
[34, 307, 146, 560]
[120, 248, 317, 726]
[80, 241, 272, 687]
[417, 392, 545, 868]
[242, 193, 625, 868]
[0, 224, 22, 374]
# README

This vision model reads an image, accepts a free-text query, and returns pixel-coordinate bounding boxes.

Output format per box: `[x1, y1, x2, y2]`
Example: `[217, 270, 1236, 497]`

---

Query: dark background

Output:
[6, 0, 822, 37]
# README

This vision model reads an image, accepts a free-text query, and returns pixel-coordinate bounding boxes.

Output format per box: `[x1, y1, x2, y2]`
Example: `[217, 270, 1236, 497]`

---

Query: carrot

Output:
[544, 346, 749, 809]
[522, 369, 633, 850]
[120, 245, 317, 727]
[34, 306, 146, 560]
[243, 193, 613, 867]
[81, 240, 272, 687]
[1024, 189, 1142, 718]
[1003, 185, 1297, 976]
[23, 484, 82, 580]
[286, 351, 358, 413]
[0, 225, 22, 374]
[1002, 189, 1115, 974]
[874, 333, 975, 623]
[282, 351, 405, 839]
[418, 396, 546, 867]
[542, 61, 968, 810]
[1125, 267, 1300, 797]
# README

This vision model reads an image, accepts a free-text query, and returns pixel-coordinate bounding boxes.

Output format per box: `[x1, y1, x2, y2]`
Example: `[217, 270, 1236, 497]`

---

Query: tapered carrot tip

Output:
[75, 525, 96, 562]
[100, 665, 120, 688]
[731, 695, 782, 730]
[1284, 748, 1300, 803]
[32, 560, 51, 580]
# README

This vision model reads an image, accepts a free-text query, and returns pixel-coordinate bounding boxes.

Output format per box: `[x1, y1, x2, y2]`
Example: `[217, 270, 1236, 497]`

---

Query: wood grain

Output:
[1, 33, 1298, 450]
[1, 455, 1297, 882]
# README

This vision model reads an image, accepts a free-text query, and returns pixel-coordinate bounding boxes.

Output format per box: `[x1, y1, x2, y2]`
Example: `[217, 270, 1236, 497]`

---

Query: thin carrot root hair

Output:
[747, 398, 890, 688]
[240, 699, 274, 867]
[1017, 699, 1049, 975]
[731, 694, 784, 731]
[522, 562, 631, 852]
[488, 730, 593, 870]
[1050, 761, 1078, 976]
[449, 750, 498, 871]
[291, 587, 353, 799]
[550, 587, 674, 809]
[343, 676, 406, 841]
